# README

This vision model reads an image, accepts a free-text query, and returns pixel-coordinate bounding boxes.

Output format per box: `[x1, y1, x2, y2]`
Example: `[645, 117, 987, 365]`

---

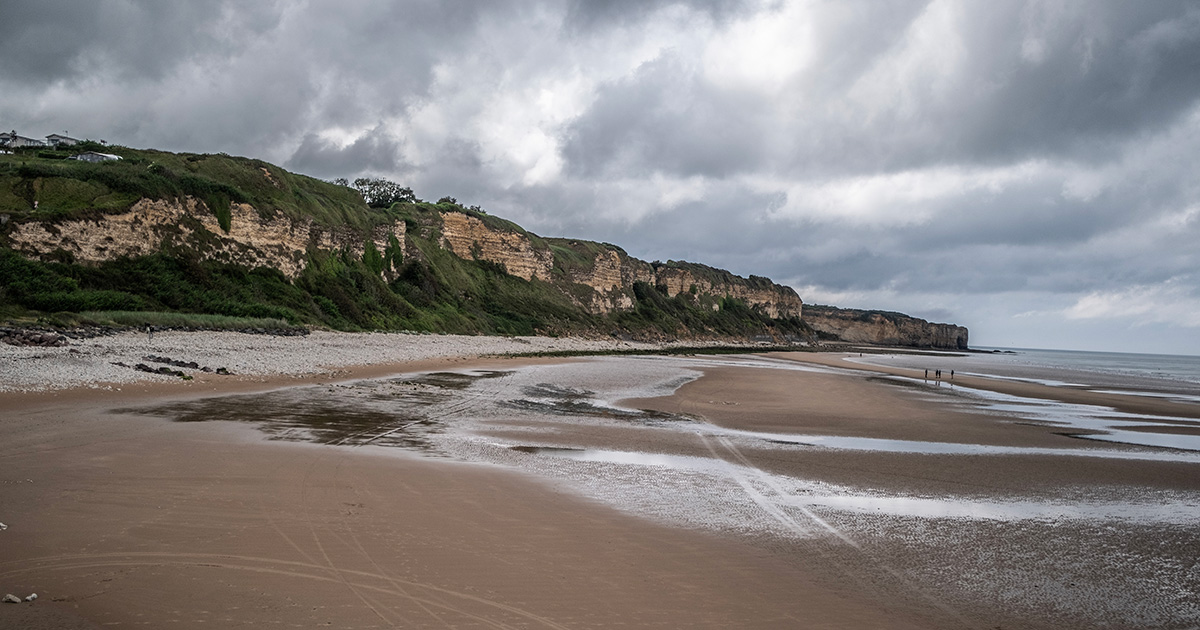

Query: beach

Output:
[2, 333, 1198, 628]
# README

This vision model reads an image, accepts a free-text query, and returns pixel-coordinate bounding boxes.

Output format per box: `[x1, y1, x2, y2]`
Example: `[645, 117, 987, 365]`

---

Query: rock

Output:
[24, 593, 36, 602]
[0, 522, 6, 530]
[2, 594, 20, 604]
[0, 327, 69, 347]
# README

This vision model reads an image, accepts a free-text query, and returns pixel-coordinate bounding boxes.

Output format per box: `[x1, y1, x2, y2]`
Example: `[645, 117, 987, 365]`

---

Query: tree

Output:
[349, 177, 416, 208]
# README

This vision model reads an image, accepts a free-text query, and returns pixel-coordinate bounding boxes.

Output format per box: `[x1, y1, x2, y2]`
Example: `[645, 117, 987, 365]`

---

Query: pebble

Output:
[2, 594, 19, 604]
[0, 330, 722, 393]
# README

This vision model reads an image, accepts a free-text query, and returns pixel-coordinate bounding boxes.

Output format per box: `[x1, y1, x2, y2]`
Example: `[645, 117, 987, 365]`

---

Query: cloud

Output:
[286, 126, 410, 179]
[1064, 278, 1200, 328]
[3, 0, 1200, 353]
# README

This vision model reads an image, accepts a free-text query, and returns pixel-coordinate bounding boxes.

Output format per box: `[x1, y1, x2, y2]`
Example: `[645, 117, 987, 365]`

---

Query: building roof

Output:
[70, 151, 122, 161]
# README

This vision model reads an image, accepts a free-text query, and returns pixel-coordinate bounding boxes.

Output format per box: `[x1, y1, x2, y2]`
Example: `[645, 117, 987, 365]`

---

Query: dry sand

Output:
[2, 337, 1198, 628]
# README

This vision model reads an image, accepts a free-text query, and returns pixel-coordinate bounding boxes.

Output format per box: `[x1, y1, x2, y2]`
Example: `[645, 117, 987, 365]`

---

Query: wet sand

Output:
[3, 350, 1198, 628]
[1, 355, 936, 630]
[625, 359, 1200, 494]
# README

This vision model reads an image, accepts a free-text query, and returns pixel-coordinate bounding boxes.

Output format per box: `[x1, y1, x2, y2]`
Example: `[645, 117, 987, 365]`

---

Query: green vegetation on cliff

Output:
[0, 145, 808, 340]
[0, 143, 374, 231]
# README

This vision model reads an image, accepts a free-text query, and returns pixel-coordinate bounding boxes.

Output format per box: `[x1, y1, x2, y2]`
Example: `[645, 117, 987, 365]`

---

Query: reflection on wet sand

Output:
[118, 370, 512, 451]
[513, 445, 1200, 524]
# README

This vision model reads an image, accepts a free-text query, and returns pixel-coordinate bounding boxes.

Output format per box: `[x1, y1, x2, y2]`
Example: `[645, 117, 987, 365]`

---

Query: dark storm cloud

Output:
[411, 137, 490, 202]
[557, 1, 1200, 181]
[1, 0, 520, 157]
[945, 3, 1200, 165]
[563, 0, 750, 30]
[562, 54, 769, 178]
[0, 1, 277, 84]
[287, 128, 410, 180]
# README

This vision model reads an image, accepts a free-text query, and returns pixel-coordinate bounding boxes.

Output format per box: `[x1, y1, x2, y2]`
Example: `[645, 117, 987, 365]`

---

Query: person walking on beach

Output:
[924, 369, 929, 380]
[147, 325, 153, 342]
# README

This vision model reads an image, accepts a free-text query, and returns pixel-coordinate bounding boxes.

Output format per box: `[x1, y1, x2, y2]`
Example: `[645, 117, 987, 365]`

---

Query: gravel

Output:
[0, 330, 682, 392]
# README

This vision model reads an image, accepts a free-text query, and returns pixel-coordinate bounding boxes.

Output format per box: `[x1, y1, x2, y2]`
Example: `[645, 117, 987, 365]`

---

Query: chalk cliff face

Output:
[7, 197, 403, 279]
[803, 305, 968, 349]
[564, 247, 643, 312]
[438, 212, 553, 282]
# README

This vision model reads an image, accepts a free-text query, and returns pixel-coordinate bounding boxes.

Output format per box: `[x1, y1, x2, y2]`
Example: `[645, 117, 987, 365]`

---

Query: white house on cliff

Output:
[0, 130, 82, 148]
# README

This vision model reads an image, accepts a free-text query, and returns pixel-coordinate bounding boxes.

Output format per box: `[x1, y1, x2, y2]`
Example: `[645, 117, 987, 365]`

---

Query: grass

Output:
[0, 144, 385, 231]
[62, 311, 293, 330]
[547, 237, 617, 278]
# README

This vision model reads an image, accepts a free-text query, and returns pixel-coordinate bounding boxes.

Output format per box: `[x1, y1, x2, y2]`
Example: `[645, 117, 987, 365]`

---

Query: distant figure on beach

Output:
[951, 370, 954, 380]
[936, 369, 941, 379]
[924, 369, 929, 379]
[147, 325, 153, 342]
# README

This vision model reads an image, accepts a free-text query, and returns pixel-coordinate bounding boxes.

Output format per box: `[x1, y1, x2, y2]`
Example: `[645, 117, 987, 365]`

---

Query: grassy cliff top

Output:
[0, 143, 377, 230]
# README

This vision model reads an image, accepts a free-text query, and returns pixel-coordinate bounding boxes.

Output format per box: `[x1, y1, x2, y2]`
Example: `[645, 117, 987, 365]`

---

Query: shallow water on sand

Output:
[851, 347, 1200, 395]
[125, 354, 1200, 628]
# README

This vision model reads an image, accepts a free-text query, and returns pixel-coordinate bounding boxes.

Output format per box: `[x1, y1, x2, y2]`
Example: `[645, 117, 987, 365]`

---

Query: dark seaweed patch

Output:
[116, 389, 439, 451]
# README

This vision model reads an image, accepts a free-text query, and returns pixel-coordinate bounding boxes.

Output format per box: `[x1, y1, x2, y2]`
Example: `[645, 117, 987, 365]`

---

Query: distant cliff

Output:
[804, 304, 968, 349]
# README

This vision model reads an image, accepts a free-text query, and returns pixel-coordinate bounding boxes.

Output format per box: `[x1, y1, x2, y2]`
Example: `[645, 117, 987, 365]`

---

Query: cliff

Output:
[803, 305, 968, 350]
[0, 144, 964, 345]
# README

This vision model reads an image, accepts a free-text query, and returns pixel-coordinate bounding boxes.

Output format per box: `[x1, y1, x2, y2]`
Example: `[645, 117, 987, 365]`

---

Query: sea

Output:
[849, 346, 1200, 401]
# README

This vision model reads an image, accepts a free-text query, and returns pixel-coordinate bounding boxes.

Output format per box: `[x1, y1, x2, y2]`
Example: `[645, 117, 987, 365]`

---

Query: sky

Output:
[3, 0, 1199, 355]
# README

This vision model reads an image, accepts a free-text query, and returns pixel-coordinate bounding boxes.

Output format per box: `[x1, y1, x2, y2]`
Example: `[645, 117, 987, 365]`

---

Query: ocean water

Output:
[851, 346, 1200, 398]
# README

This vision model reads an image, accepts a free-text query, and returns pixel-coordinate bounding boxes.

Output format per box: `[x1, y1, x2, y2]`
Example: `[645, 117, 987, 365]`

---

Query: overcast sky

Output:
[4, 0, 1199, 354]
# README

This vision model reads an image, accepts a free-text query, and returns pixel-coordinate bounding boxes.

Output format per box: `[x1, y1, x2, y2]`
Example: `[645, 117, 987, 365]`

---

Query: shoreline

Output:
[6, 329, 1198, 421]
[776, 351, 1200, 420]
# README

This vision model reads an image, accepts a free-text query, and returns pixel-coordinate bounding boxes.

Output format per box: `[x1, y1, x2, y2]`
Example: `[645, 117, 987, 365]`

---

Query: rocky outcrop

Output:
[7, 198, 404, 279]
[0, 327, 68, 347]
[564, 248, 643, 312]
[804, 305, 968, 349]
[439, 212, 553, 282]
